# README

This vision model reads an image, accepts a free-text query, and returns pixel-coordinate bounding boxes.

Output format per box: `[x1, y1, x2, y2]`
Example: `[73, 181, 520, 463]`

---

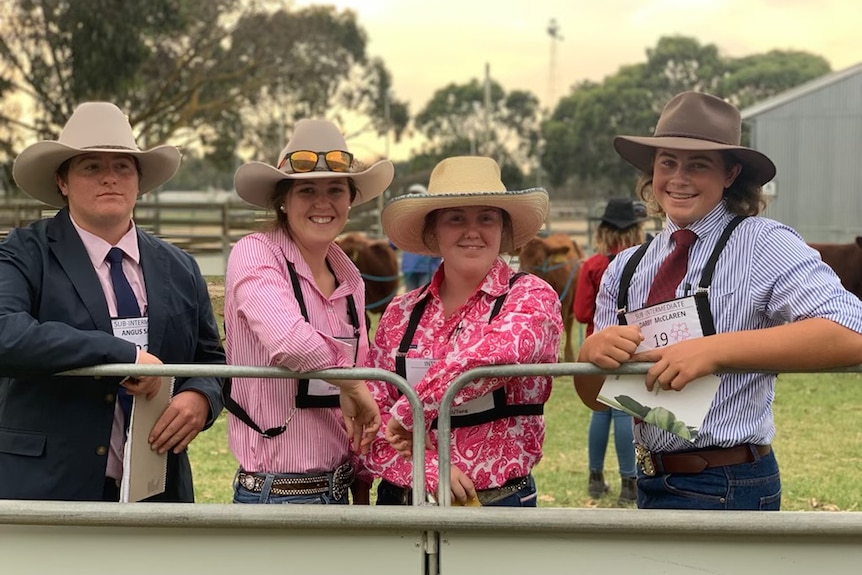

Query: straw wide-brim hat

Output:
[382, 156, 549, 256]
[613, 91, 776, 186]
[13, 102, 181, 207]
[234, 119, 394, 208]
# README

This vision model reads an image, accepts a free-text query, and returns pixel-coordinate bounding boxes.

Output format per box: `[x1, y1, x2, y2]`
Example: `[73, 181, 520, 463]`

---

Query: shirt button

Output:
[96, 446, 108, 456]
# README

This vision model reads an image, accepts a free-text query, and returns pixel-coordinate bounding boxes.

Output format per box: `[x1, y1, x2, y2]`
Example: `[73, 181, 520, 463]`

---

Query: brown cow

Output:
[336, 232, 400, 319]
[517, 233, 586, 362]
[809, 236, 862, 299]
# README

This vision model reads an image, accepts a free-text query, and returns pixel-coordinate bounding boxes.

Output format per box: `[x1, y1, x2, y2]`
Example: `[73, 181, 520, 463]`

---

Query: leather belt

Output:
[636, 444, 772, 476]
[238, 462, 353, 500]
[381, 475, 530, 506]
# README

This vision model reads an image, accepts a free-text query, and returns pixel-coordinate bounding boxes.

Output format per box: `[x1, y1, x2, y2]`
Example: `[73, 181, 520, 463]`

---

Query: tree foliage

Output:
[411, 78, 542, 189]
[542, 36, 832, 195]
[0, 0, 408, 193]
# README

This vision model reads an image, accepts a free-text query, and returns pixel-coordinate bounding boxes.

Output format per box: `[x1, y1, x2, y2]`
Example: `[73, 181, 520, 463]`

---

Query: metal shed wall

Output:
[743, 65, 862, 243]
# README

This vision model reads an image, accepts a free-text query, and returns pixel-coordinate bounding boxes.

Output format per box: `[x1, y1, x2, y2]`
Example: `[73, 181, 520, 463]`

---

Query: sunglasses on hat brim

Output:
[277, 150, 354, 173]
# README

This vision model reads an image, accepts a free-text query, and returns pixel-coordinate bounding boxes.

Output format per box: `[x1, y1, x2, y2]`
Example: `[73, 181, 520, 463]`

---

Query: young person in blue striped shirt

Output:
[573, 91, 862, 510]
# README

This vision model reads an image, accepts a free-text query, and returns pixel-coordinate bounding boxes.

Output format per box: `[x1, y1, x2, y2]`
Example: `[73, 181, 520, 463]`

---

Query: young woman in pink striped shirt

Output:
[224, 120, 392, 504]
[362, 156, 563, 506]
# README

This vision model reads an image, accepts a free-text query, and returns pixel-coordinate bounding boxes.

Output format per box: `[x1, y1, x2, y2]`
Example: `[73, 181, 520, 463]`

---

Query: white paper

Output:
[120, 376, 174, 502]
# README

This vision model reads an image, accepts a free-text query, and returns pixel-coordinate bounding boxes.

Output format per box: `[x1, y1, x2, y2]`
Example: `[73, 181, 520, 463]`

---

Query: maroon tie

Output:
[646, 229, 698, 306]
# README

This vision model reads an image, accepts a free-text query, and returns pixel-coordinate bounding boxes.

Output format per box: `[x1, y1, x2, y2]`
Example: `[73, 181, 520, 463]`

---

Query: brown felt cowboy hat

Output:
[613, 91, 776, 186]
[382, 156, 549, 256]
[13, 102, 182, 207]
[234, 119, 394, 208]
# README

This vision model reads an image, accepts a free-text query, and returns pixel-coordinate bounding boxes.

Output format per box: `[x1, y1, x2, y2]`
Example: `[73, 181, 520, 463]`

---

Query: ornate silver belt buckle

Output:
[636, 444, 656, 477]
[240, 474, 259, 491]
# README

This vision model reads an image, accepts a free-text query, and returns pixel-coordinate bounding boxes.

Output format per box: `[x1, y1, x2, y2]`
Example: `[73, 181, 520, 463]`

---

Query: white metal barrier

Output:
[1, 363, 860, 575]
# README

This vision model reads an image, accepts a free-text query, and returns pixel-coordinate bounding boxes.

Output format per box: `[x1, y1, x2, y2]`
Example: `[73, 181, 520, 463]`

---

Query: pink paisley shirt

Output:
[362, 258, 562, 493]
[225, 229, 369, 475]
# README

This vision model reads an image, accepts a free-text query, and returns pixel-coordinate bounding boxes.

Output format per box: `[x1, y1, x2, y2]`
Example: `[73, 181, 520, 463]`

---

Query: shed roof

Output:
[740, 61, 862, 120]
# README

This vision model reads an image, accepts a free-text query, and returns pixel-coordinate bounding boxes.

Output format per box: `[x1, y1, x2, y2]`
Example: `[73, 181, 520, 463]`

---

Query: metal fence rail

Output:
[1, 362, 861, 575]
[60, 364, 426, 506]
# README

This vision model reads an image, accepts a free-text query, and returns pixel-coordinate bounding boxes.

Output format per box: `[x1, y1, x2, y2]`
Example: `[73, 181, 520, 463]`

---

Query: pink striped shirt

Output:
[224, 228, 369, 474]
[361, 258, 562, 494]
[70, 215, 145, 481]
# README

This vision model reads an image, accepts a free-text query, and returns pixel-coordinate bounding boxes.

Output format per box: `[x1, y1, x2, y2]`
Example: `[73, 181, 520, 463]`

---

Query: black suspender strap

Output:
[692, 215, 747, 336]
[616, 238, 654, 325]
[224, 258, 361, 438]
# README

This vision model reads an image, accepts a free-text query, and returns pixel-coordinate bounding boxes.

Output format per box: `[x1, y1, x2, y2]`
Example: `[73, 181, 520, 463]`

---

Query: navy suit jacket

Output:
[0, 208, 225, 501]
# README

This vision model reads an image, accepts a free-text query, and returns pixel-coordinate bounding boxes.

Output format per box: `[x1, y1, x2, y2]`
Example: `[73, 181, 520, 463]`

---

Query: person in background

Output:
[574, 198, 647, 505]
[573, 91, 862, 510]
[399, 184, 442, 291]
[362, 156, 562, 506]
[224, 119, 389, 504]
[0, 102, 225, 501]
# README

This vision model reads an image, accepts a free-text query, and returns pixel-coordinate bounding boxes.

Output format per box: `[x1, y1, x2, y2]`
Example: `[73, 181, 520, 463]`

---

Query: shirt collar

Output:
[69, 214, 139, 268]
[661, 201, 735, 245]
[424, 257, 512, 301]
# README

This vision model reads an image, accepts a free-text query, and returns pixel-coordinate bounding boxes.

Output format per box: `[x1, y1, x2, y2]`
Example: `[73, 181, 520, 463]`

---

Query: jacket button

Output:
[105, 393, 115, 403]
[96, 446, 108, 456]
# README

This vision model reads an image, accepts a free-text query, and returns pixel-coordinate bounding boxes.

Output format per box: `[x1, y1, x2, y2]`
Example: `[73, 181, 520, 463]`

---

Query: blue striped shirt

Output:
[594, 201, 862, 452]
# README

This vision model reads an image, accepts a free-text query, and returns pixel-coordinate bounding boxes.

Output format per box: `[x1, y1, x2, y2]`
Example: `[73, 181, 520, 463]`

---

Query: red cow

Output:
[809, 236, 862, 299]
[517, 233, 586, 362]
[336, 232, 400, 319]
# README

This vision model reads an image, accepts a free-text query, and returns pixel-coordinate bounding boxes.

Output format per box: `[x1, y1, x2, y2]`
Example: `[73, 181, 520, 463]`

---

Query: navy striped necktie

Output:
[107, 247, 141, 318]
[106, 247, 139, 431]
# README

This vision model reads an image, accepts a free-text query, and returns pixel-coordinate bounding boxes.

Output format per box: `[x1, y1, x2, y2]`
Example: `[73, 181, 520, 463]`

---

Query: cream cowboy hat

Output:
[382, 156, 549, 256]
[233, 119, 394, 208]
[13, 102, 182, 207]
[613, 91, 776, 186]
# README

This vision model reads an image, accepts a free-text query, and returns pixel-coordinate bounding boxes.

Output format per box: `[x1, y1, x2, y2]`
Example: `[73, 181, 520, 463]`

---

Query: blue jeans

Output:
[232, 470, 348, 505]
[588, 408, 636, 477]
[637, 449, 781, 510]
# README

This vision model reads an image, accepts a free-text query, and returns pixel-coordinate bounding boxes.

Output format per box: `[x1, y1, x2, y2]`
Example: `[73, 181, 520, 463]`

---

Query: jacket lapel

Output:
[138, 231, 169, 355]
[47, 209, 113, 333]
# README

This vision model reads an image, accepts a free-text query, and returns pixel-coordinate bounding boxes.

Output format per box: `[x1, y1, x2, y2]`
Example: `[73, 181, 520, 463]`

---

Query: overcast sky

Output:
[293, 0, 861, 160]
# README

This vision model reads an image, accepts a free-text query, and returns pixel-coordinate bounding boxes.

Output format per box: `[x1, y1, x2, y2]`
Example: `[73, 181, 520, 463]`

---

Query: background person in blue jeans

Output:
[575, 198, 648, 504]
[399, 184, 442, 291]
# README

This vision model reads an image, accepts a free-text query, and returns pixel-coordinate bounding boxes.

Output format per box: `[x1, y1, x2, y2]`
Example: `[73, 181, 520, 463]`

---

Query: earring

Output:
[279, 205, 286, 213]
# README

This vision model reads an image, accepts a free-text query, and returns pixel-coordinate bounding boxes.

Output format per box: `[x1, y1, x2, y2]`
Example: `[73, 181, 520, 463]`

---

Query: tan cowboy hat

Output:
[233, 119, 394, 208]
[382, 156, 549, 256]
[614, 91, 776, 186]
[13, 102, 181, 207]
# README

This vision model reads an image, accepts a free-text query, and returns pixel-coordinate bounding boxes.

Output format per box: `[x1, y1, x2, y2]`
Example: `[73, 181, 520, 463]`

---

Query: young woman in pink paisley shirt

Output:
[362, 156, 563, 506]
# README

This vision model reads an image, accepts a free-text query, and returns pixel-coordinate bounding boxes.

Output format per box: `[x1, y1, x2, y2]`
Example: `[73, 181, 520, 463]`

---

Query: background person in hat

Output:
[398, 184, 443, 291]
[225, 119, 390, 504]
[361, 156, 562, 506]
[573, 91, 862, 510]
[573, 197, 647, 505]
[0, 102, 225, 502]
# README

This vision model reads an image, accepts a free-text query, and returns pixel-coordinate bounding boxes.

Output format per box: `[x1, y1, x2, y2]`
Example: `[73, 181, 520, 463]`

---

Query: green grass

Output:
[195, 279, 862, 510]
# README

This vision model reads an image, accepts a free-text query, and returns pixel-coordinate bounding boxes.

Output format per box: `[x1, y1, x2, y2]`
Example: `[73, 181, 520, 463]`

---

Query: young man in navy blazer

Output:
[0, 102, 225, 501]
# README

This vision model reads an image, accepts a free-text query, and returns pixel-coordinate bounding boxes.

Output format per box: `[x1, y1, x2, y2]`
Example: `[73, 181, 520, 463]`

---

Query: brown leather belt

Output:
[237, 462, 353, 499]
[636, 444, 772, 476]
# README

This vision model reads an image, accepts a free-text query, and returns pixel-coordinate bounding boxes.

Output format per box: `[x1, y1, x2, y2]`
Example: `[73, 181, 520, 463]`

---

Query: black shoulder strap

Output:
[616, 238, 654, 324]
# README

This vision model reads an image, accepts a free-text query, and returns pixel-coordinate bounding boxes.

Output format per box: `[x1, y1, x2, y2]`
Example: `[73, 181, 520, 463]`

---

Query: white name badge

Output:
[625, 296, 704, 353]
[405, 357, 494, 416]
[597, 295, 720, 441]
[307, 336, 358, 397]
[112, 317, 149, 352]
